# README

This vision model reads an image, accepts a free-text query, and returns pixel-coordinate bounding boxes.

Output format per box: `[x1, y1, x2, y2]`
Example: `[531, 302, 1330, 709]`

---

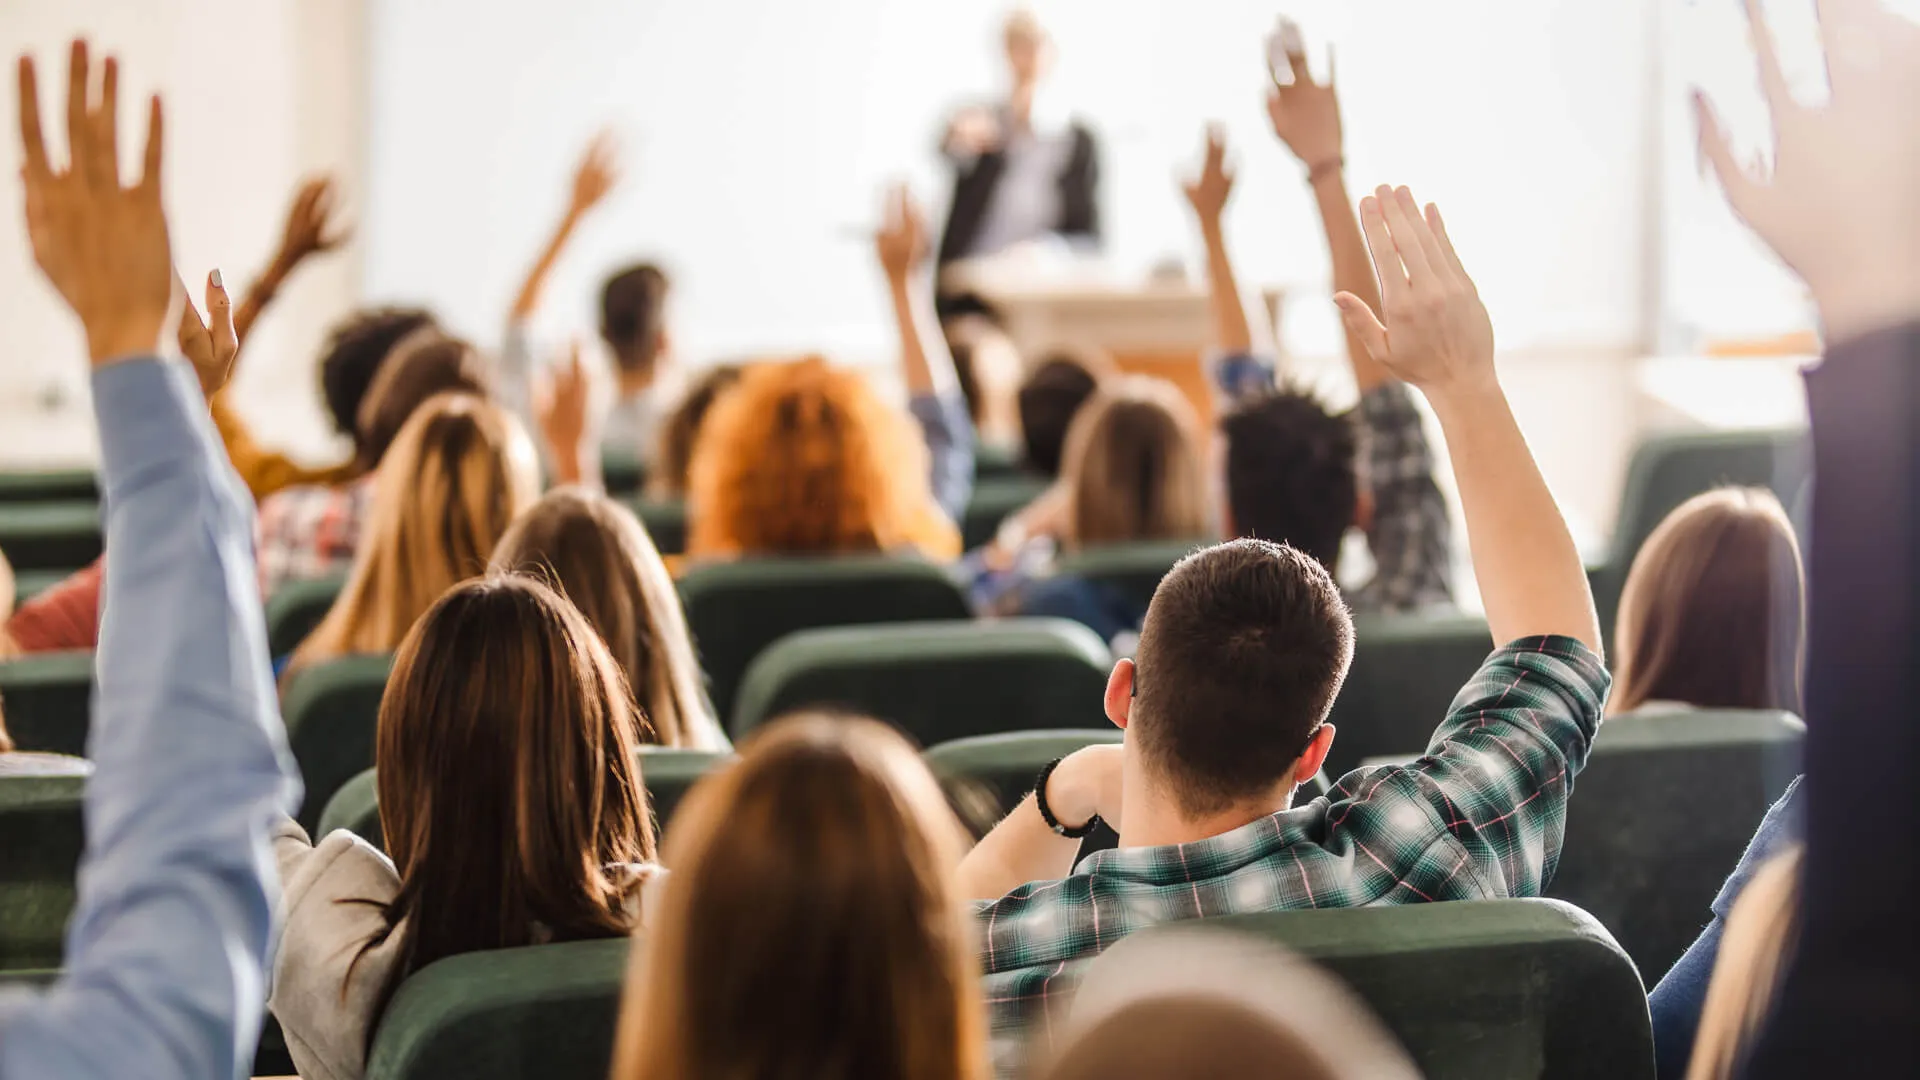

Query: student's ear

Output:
[1293, 723, 1336, 785]
[1103, 658, 1135, 731]
[1353, 488, 1375, 532]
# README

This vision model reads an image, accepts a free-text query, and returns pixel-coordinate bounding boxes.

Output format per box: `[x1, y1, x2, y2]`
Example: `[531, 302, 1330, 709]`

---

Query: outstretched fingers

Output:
[1357, 193, 1407, 304]
[1694, 91, 1759, 223]
[18, 56, 49, 181]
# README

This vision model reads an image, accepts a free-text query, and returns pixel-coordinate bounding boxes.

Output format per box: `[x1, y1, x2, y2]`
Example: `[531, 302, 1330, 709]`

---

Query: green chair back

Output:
[1053, 540, 1204, 613]
[264, 574, 347, 659]
[599, 448, 648, 497]
[317, 767, 382, 847]
[283, 654, 394, 833]
[0, 773, 87, 971]
[0, 652, 94, 756]
[973, 443, 1028, 481]
[365, 938, 631, 1080]
[961, 475, 1052, 550]
[1546, 708, 1803, 980]
[1171, 899, 1653, 1080]
[924, 729, 1124, 819]
[0, 501, 101, 572]
[10, 568, 68, 606]
[680, 555, 971, 724]
[730, 618, 1110, 744]
[628, 497, 687, 556]
[0, 469, 97, 504]
[1594, 428, 1811, 635]
[1322, 615, 1493, 778]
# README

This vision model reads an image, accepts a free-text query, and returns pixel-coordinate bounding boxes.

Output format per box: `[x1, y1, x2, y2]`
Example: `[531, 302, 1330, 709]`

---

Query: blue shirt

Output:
[0, 358, 302, 1079]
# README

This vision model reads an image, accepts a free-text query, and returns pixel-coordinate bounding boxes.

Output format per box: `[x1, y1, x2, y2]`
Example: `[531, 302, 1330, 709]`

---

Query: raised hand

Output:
[1266, 22, 1343, 174]
[271, 176, 350, 271]
[535, 341, 595, 483]
[1181, 124, 1235, 225]
[568, 131, 621, 219]
[176, 269, 238, 399]
[18, 42, 172, 366]
[1333, 186, 1495, 400]
[875, 183, 930, 282]
[1696, 0, 1920, 344]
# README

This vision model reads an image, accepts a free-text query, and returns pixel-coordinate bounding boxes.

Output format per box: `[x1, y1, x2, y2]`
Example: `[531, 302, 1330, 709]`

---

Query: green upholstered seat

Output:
[1052, 540, 1205, 614]
[0, 469, 97, 504]
[365, 938, 632, 1080]
[1160, 899, 1653, 1080]
[283, 654, 394, 833]
[264, 574, 348, 659]
[628, 497, 687, 556]
[0, 652, 94, 757]
[0, 774, 87, 971]
[973, 442, 1027, 481]
[1545, 708, 1803, 980]
[0, 501, 101, 572]
[679, 555, 971, 725]
[319, 750, 732, 853]
[1591, 428, 1810, 636]
[924, 728, 1124, 819]
[961, 475, 1051, 551]
[730, 618, 1111, 744]
[1321, 615, 1493, 778]
[11, 568, 69, 605]
[598, 448, 648, 497]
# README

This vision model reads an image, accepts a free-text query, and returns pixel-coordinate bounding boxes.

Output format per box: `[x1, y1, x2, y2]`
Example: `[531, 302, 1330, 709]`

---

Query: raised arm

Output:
[233, 175, 349, 347]
[1334, 187, 1600, 653]
[1181, 125, 1254, 357]
[512, 132, 619, 324]
[0, 42, 300, 1080]
[877, 183, 976, 520]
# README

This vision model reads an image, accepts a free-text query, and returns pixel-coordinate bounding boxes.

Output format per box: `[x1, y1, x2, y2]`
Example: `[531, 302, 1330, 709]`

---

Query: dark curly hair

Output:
[1220, 385, 1359, 573]
[318, 307, 439, 450]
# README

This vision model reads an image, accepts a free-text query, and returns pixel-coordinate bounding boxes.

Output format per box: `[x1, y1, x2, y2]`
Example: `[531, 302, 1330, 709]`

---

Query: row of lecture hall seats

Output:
[0, 426, 1813, 1078]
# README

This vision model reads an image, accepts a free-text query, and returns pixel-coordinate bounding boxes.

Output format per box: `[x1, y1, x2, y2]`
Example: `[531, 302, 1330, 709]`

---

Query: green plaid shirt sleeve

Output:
[975, 635, 1608, 1073]
[1348, 381, 1455, 614]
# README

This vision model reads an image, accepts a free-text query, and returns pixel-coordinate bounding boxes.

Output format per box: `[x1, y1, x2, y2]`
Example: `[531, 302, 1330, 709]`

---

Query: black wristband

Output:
[1034, 757, 1100, 839]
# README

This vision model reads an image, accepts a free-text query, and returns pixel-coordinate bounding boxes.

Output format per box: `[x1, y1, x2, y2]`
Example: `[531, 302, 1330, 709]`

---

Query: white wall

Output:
[0, 0, 363, 464]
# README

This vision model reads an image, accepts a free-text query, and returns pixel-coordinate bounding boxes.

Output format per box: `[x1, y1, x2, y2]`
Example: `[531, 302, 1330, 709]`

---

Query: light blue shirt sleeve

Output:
[0, 357, 302, 1080]
[909, 390, 977, 523]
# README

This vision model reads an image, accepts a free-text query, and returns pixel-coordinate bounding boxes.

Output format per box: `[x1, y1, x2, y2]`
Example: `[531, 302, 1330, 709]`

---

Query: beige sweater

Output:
[268, 819, 663, 1080]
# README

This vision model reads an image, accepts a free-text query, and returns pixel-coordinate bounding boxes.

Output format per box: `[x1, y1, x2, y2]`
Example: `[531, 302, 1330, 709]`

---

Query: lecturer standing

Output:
[936, 9, 1102, 315]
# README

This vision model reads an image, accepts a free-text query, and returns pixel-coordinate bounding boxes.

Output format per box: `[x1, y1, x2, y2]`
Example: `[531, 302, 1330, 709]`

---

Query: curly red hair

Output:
[687, 357, 958, 559]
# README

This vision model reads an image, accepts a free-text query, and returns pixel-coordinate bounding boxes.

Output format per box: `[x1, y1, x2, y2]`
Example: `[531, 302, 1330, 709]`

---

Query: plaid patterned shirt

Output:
[975, 635, 1608, 1070]
[1215, 354, 1454, 614]
[255, 477, 373, 598]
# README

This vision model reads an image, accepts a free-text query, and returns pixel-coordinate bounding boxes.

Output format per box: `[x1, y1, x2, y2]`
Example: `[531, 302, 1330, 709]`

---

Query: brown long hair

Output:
[1684, 848, 1802, 1079]
[489, 488, 724, 750]
[351, 330, 493, 474]
[686, 357, 959, 559]
[611, 713, 986, 1080]
[1612, 488, 1805, 716]
[288, 393, 539, 674]
[1059, 375, 1212, 550]
[371, 575, 655, 996]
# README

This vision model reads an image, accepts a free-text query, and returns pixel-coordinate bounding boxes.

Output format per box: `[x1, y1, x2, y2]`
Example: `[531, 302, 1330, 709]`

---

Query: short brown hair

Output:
[1131, 540, 1355, 817]
[1060, 376, 1211, 549]
[1017, 352, 1104, 477]
[648, 364, 744, 499]
[1612, 487, 1805, 715]
[600, 264, 670, 375]
[353, 330, 494, 473]
[612, 713, 984, 1080]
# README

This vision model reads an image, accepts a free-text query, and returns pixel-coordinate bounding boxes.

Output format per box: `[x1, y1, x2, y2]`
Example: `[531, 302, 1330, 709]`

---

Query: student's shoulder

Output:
[1455, 634, 1610, 719]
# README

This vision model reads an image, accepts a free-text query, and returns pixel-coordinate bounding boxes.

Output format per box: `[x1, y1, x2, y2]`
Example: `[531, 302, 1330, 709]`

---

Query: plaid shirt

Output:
[975, 635, 1608, 1070]
[1215, 354, 1454, 614]
[255, 477, 373, 598]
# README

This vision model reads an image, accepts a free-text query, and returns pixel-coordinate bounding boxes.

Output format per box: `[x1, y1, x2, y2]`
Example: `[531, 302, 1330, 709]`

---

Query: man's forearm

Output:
[1313, 172, 1391, 392]
[889, 275, 957, 399]
[511, 209, 583, 321]
[956, 793, 1083, 900]
[1200, 220, 1255, 357]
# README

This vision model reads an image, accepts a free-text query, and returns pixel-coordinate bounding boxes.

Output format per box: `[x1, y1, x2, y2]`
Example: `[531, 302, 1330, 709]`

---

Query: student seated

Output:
[490, 487, 727, 750]
[646, 363, 742, 499]
[1682, 849, 1801, 1079]
[1611, 487, 1805, 718]
[282, 392, 538, 676]
[271, 574, 660, 1080]
[957, 186, 1607, 1068]
[258, 332, 498, 596]
[1016, 350, 1107, 479]
[611, 713, 984, 1080]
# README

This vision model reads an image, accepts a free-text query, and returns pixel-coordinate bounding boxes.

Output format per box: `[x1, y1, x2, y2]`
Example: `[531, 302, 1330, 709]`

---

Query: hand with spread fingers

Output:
[536, 340, 597, 486]
[17, 42, 173, 366]
[1266, 26, 1343, 175]
[1334, 185, 1495, 400]
[1181, 124, 1235, 227]
[1696, 0, 1920, 344]
[272, 176, 350, 272]
[568, 131, 621, 220]
[177, 269, 238, 400]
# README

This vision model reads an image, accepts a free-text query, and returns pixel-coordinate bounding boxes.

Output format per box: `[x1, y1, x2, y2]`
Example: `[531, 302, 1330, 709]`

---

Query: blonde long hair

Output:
[1685, 848, 1802, 1079]
[611, 713, 986, 1080]
[489, 488, 725, 750]
[1059, 375, 1211, 550]
[289, 393, 539, 673]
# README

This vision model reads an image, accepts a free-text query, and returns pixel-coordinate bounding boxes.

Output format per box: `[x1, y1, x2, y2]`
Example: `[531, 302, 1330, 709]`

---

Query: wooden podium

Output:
[946, 262, 1282, 426]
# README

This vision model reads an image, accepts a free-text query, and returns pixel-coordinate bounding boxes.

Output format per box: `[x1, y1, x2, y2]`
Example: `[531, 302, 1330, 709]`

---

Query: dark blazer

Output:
[936, 120, 1101, 269]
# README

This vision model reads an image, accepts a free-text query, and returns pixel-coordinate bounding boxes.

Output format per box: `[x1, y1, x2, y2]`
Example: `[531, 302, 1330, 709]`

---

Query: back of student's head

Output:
[600, 263, 671, 376]
[1060, 375, 1211, 550]
[1018, 352, 1105, 477]
[1684, 848, 1802, 1080]
[317, 307, 438, 459]
[490, 488, 720, 749]
[375, 574, 655, 986]
[1613, 487, 1806, 716]
[1131, 539, 1354, 818]
[353, 330, 495, 474]
[1220, 387, 1360, 571]
[649, 364, 743, 499]
[291, 393, 539, 671]
[686, 356, 938, 557]
[613, 712, 984, 1080]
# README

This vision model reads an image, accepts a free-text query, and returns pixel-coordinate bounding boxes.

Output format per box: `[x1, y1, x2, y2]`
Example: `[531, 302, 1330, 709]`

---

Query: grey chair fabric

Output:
[1053, 540, 1205, 614]
[0, 651, 94, 757]
[0, 774, 86, 971]
[1322, 614, 1494, 778]
[264, 574, 347, 659]
[282, 654, 395, 833]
